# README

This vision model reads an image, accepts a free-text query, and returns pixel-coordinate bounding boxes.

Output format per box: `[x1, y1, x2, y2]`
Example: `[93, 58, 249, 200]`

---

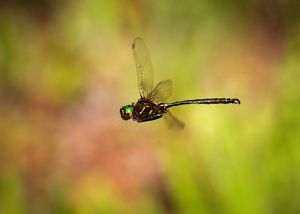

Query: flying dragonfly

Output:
[120, 37, 240, 128]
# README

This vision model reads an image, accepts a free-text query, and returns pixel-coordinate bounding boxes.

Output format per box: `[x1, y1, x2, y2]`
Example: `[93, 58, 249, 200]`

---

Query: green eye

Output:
[124, 105, 134, 114]
[120, 105, 134, 120]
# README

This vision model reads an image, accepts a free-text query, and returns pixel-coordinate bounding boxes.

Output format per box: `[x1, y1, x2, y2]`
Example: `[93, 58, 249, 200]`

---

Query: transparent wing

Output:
[147, 80, 172, 103]
[164, 111, 185, 130]
[132, 37, 154, 97]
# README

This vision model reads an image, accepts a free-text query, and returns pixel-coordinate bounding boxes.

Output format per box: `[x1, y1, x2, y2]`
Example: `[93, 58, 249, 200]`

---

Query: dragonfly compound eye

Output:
[120, 105, 133, 120]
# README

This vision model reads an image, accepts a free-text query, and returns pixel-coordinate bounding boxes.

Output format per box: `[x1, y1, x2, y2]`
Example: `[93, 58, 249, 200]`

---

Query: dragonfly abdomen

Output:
[162, 98, 240, 109]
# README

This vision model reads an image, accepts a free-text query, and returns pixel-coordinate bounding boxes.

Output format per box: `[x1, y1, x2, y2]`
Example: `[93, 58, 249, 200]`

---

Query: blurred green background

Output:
[1, 0, 300, 213]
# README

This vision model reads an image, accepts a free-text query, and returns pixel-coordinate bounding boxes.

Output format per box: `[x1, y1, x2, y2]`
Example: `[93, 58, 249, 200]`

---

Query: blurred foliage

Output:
[1, 0, 300, 213]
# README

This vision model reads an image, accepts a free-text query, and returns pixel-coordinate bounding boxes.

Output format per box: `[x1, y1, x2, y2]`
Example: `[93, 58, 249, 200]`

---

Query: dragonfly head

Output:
[120, 105, 134, 120]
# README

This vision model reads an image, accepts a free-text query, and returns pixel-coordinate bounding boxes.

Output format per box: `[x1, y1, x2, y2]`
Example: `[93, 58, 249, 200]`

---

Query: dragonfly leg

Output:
[137, 114, 163, 122]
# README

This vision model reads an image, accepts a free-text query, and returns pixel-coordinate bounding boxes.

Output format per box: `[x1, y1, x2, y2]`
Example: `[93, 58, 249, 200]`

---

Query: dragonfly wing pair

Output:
[132, 37, 184, 128]
[132, 37, 154, 98]
[132, 37, 172, 102]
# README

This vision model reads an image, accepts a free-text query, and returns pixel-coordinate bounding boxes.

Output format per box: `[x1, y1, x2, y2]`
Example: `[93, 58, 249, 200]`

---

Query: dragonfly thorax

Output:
[132, 98, 166, 122]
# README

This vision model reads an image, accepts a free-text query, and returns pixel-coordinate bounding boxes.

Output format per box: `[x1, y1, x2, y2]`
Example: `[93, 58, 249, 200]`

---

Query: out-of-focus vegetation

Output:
[1, 0, 300, 213]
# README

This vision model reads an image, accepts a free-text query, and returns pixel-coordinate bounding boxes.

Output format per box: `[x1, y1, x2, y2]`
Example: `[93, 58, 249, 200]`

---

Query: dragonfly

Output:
[120, 37, 240, 128]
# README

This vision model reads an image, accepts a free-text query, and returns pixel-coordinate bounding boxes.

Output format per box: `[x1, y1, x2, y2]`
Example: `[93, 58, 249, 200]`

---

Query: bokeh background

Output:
[1, 0, 300, 213]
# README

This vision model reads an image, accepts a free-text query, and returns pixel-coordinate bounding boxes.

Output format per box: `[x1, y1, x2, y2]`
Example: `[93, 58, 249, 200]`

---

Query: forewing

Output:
[132, 37, 154, 97]
[147, 80, 172, 103]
